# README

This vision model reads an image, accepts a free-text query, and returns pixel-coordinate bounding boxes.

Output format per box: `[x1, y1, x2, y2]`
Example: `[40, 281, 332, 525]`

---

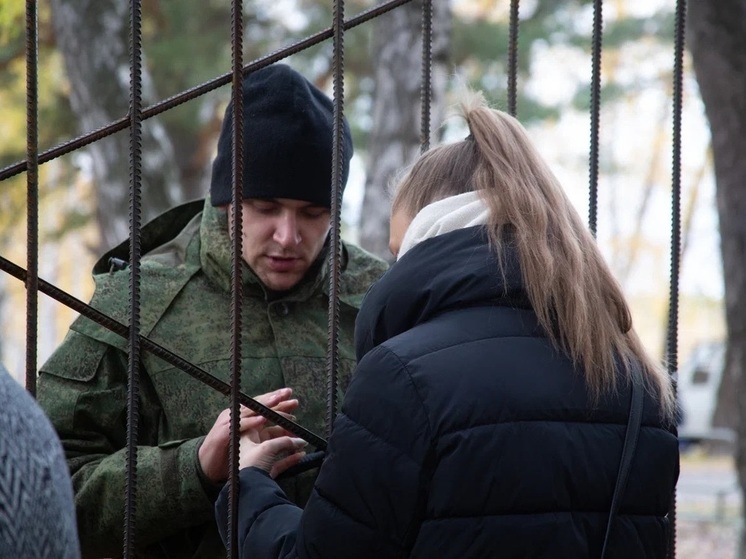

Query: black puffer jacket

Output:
[217, 226, 679, 559]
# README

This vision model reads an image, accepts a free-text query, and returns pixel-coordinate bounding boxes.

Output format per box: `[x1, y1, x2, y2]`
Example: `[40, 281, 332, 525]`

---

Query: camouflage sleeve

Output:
[37, 331, 216, 557]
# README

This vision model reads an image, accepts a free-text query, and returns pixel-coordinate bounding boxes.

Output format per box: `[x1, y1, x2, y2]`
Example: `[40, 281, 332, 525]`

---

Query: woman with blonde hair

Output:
[216, 94, 679, 559]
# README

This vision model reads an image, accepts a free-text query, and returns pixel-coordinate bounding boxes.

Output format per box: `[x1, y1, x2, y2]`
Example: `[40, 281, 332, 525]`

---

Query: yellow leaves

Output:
[452, 0, 510, 23]
[0, 57, 27, 156]
[0, 0, 24, 44]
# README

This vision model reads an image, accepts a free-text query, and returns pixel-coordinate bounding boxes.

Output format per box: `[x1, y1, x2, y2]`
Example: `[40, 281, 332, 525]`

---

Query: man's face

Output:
[228, 198, 331, 292]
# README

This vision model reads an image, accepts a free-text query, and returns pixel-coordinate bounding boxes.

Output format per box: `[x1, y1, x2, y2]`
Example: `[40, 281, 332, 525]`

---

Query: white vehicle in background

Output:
[677, 341, 734, 445]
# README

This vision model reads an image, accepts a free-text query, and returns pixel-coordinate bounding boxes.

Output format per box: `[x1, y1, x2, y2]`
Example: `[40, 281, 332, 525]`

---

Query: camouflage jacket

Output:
[37, 199, 388, 559]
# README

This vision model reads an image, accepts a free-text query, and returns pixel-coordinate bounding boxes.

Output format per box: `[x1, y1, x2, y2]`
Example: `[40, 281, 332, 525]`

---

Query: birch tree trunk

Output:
[360, 0, 451, 259]
[687, 2, 746, 556]
[50, 0, 181, 252]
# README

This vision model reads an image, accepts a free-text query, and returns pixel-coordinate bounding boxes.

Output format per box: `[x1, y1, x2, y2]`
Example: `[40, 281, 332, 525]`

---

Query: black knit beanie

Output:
[210, 64, 353, 208]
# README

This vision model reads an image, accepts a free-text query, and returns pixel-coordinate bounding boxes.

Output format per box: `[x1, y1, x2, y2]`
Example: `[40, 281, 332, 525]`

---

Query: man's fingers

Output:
[273, 409, 297, 422]
[272, 399, 299, 413]
[238, 415, 266, 432]
[252, 387, 294, 408]
[245, 400, 297, 418]
[237, 389, 296, 418]
[239, 397, 298, 421]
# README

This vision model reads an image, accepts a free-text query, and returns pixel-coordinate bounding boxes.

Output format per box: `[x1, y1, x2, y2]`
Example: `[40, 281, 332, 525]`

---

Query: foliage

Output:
[452, 1, 676, 123]
[0, 0, 681, 251]
[0, 0, 24, 45]
[0, 1, 80, 244]
[0, 0, 719, 379]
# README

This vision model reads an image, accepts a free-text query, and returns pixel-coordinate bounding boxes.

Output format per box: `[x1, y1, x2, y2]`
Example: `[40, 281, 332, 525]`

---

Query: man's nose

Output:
[273, 212, 301, 247]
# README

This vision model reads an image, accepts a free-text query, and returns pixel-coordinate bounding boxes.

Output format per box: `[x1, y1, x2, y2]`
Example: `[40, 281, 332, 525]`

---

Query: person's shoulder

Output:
[342, 243, 388, 285]
[338, 243, 389, 308]
[0, 367, 67, 467]
[71, 247, 202, 349]
[91, 199, 204, 275]
[0, 368, 81, 557]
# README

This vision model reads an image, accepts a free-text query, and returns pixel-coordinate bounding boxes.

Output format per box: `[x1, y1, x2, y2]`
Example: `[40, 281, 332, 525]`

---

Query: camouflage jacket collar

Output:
[92, 199, 205, 275]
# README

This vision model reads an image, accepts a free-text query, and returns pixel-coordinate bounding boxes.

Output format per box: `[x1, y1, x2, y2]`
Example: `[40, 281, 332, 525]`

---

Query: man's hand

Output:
[198, 387, 298, 483]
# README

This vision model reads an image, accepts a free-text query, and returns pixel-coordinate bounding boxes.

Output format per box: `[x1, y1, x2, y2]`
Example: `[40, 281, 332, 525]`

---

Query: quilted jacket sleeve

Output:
[216, 344, 434, 559]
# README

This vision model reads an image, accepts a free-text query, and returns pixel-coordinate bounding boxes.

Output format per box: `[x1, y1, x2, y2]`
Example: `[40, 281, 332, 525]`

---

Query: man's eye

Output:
[303, 208, 328, 218]
[253, 204, 278, 214]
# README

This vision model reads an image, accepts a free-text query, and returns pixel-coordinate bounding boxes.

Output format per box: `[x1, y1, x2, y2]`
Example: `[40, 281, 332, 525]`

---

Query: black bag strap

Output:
[600, 365, 645, 559]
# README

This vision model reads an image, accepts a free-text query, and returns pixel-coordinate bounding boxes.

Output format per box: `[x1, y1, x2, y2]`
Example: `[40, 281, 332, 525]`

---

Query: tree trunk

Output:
[50, 0, 182, 253]
[360, 0, 451, 259]
[687, 1, 746, 556]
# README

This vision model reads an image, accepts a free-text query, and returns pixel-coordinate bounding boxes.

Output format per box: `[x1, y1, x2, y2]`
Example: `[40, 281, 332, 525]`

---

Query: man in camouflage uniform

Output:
[37, 64, 388, 559]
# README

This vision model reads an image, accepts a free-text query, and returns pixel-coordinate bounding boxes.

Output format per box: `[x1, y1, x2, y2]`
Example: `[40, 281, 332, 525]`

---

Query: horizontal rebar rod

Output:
[0, 0, 414, 183]
[0, 254, 327, 450]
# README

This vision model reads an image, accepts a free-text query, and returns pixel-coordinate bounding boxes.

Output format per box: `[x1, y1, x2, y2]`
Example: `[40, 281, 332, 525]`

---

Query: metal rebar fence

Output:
[5, 1, 687, 557]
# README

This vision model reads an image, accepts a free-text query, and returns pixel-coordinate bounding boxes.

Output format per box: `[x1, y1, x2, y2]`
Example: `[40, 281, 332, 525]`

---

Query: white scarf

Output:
[398, 191, 490, 260]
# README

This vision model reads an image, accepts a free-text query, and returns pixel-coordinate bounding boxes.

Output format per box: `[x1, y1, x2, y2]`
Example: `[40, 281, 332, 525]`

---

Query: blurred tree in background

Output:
[359, 0, 451, 258]
[4, 0, 743, 550]
[688, 1, 746, 555]
[0, 0, 727, 460]
[1, 0, 685, 255]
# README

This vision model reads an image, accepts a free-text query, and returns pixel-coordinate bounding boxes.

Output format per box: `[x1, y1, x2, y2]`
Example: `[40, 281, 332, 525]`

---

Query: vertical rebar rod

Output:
[326, 0, 346, 437]
[420, 0, 433, 153]
[227, 0, 245, 557]
[25, 0, 39, 397]
[0, 0, 419, 186]
[666, 2, 687, 558]
[123, 0, 144, 555]
[588, 0, 603, 238]
[507, 0, 519, 117]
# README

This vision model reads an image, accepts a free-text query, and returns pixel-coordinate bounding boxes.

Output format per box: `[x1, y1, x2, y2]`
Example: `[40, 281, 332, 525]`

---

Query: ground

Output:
[676, 449, 740, 558]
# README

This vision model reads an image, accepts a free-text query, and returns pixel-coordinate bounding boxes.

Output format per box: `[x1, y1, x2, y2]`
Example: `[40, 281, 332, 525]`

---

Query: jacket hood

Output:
[93, 199, 204, 274]
[354, 226, 529, 360]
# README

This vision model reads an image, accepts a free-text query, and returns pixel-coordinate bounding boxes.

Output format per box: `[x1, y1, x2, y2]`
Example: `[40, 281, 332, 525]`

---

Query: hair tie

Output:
[464, 133, 474, 141]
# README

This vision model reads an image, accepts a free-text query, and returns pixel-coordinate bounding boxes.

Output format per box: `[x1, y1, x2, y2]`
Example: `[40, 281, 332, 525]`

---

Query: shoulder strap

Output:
[600, 365, 645, 559]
